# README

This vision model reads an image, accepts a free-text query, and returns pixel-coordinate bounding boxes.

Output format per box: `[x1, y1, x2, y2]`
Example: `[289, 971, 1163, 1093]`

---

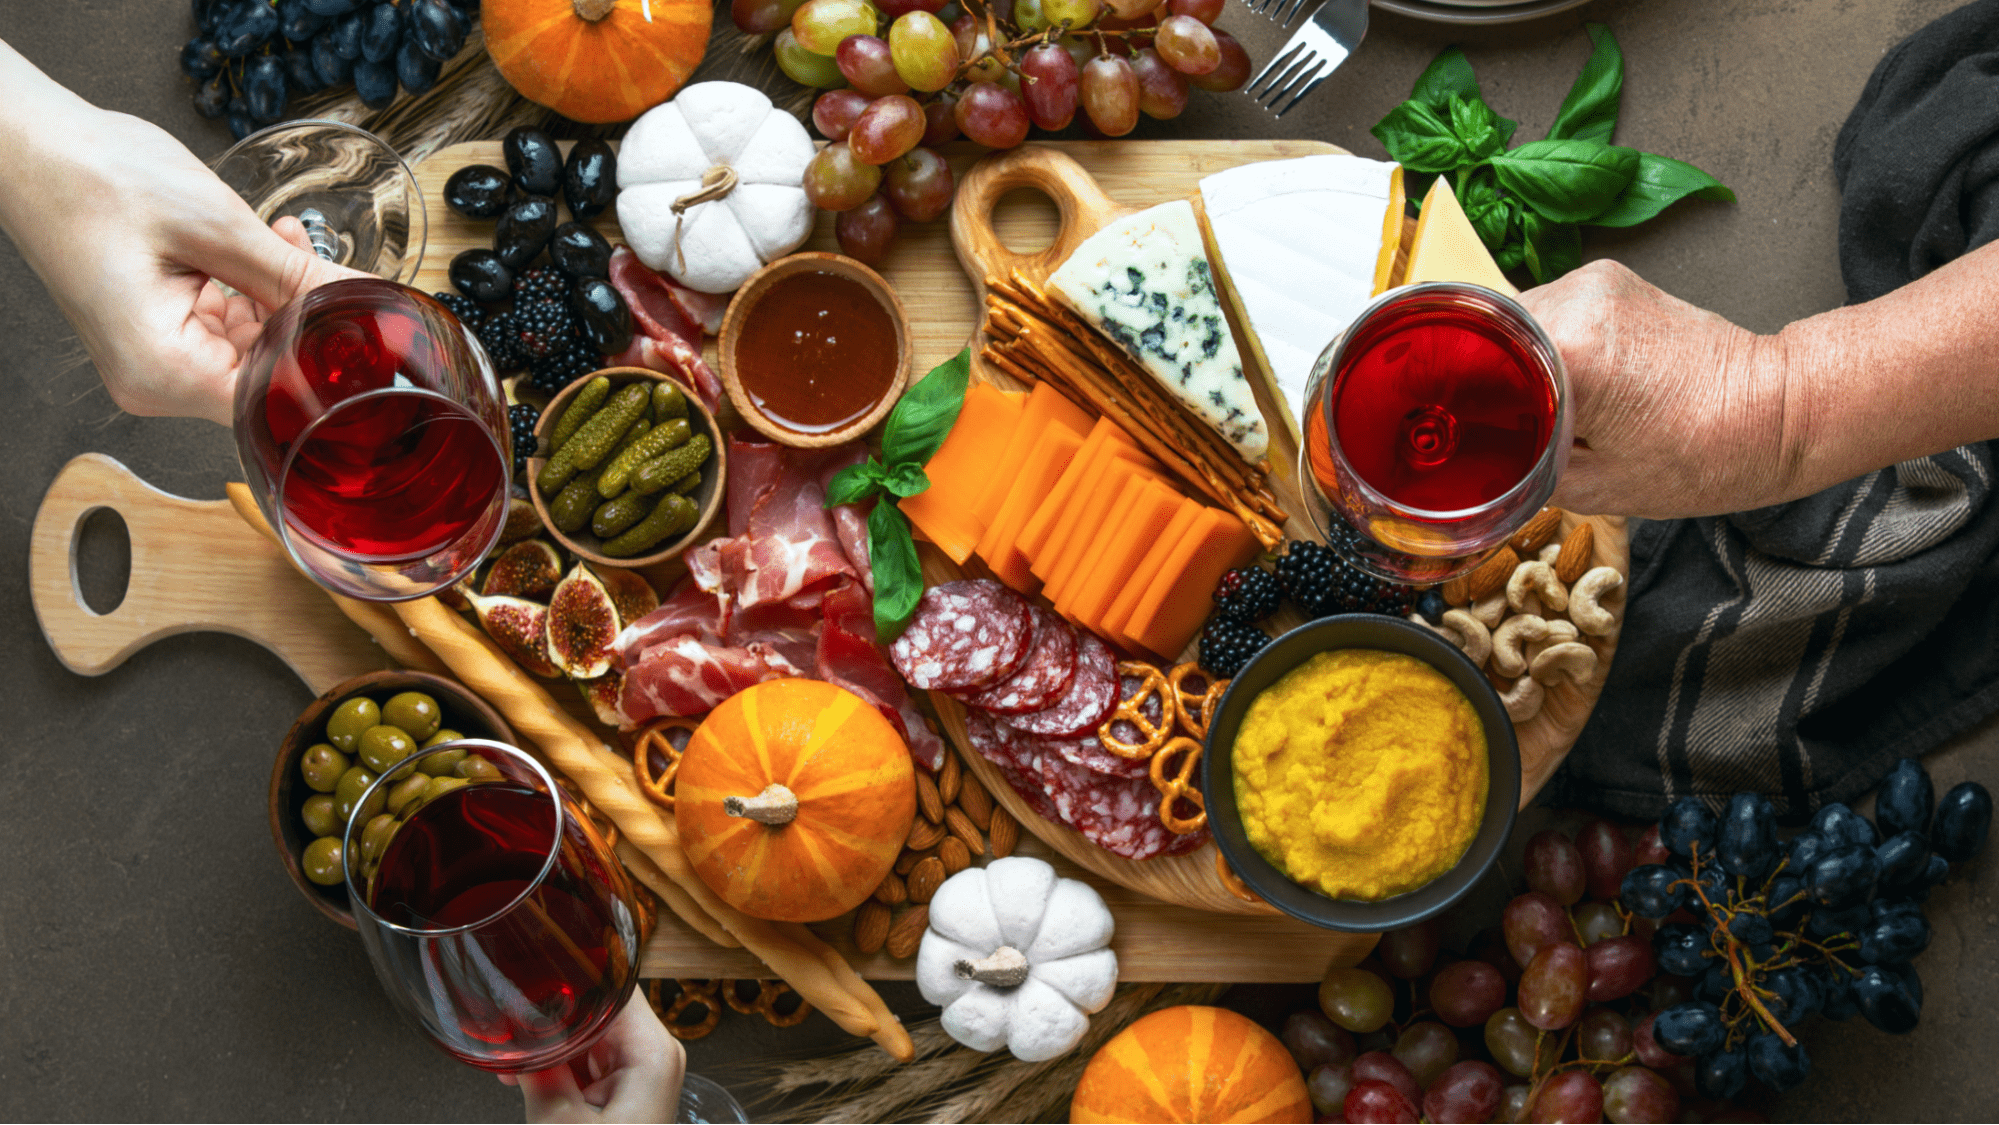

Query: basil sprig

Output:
[824, 348, 972, 641]
[1372, 24, 1734, 283]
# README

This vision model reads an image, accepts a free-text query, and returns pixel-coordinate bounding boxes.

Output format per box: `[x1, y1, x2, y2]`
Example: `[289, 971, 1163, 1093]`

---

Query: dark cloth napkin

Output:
[1544, 0, 1999, 821]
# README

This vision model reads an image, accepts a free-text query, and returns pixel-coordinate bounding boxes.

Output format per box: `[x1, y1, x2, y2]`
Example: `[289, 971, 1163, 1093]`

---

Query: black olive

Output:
[570, 277, 633, 354]
[444, 165, 510, 220]
[563, 138, 618, 222]
[493, 197, 559, 272]
[502, 127, 562, 198]
[549, 222, 613, 280]
[508, 184, 556, 209]
[449, 248, 513, 304]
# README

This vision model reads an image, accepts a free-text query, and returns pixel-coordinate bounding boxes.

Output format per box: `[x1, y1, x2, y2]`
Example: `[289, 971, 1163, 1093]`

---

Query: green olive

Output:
[357, 724, 416, 774]
[418, 741, 467, 777]
[300, 793, 340, 838]
[299, 743, 349, 793]
[456, 755, 505, 782]
[382, 691, 443, 741]
[359, 813, 400, 863]
[386, 773, 432, 816]
[325, 696, 381, 753]
[334, 765, 383, 826]
[425, 776, 470, 804]
[421, 728, 465, 748]
[302, 835, 345, 886]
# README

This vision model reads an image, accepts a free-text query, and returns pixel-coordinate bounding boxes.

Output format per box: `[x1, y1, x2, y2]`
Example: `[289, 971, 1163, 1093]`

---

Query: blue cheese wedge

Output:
[1046, 200, 1266, 463]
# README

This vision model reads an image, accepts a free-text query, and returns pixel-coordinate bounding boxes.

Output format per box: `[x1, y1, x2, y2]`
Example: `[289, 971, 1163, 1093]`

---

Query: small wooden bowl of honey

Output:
[719, 252, 911, 448]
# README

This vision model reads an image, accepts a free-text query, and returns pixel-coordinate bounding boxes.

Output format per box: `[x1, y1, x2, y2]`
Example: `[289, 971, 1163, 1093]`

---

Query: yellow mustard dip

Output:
[1233, 649, 1487, 901]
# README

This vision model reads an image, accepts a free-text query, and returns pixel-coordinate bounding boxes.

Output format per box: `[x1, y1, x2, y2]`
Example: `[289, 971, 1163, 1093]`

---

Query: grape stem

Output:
[1680, 843, 1799, 1048]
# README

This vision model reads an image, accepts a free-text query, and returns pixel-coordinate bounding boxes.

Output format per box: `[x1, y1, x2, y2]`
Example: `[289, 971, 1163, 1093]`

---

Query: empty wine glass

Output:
[211, 118, 426, 282]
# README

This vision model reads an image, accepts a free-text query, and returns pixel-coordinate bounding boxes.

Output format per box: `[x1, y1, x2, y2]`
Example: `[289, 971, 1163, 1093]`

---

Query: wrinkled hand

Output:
[502, 996, 685, 1124]
[1520, 260, 1793, 519]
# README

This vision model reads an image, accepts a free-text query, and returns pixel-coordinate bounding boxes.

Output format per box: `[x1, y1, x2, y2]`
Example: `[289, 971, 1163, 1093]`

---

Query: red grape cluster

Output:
[733, 0, 1252, 262]
[1285, 818, 1755, 1124]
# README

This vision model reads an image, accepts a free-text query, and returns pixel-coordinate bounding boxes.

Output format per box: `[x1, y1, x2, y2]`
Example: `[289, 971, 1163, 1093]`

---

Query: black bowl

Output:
[1203, 615, 1520, 932]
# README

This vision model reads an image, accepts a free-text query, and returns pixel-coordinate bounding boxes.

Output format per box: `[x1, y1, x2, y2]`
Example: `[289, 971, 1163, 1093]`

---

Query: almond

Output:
[939, 836, 972, 875]
[907, 817, 947, 851]
[907, 856, 947, 903]
[957, 776, 994, 830]
[1554, 522, 1595, 585]
[945, 807, 986, 856]
[1466, 546, 1520, 601]
[885, 904, 929, 959]
[873, 871, 908, 906]
[938, 752, 962, 805]
[916, 771, 945, 824]
[895, 847, 934, 876]
[1441, 574, 1471, 606]
[988, 805, 1019, 858]
[1510, 507, 1564, 553]
[853, 900, 892, 954]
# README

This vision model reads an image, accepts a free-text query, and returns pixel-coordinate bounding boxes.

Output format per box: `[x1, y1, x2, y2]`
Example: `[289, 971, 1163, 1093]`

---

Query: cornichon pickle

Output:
[602, 494, 698, 557]
[592, 491, 654, 539]
[630, 434, 713, 496]
[651, 381, 687, 422]
[598, 418, 692, 499]
[551, 376, 610, 454]
[549, 465, 608, 533]
[669, 470, 701, 496]
[537, 383, 649, 494]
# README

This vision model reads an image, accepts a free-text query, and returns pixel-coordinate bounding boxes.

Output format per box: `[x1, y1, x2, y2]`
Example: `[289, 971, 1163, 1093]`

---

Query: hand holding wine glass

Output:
[502, 996, 686, 1124]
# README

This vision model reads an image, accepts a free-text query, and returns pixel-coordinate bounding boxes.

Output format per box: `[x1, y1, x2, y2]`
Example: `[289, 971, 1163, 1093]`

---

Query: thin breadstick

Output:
[617, 840, 741, 950]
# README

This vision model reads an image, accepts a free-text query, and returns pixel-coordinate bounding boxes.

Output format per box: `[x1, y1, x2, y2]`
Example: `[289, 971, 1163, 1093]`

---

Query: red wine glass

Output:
[1300, 282, 1572, 585]
[342, 739, 643, 1074]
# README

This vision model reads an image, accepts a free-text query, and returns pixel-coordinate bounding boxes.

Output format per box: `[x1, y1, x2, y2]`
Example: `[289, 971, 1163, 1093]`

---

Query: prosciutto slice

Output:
[605, 247, 725, 413]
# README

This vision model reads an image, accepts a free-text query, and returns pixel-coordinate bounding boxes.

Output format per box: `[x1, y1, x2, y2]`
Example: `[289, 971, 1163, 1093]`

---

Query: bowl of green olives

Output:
[269, 670, 515, 928]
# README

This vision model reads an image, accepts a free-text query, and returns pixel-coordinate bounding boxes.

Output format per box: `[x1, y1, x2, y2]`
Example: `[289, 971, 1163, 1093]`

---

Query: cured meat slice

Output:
[1040, 731, 1151, 781]
[1008, 632, 1117, 738]
[1038, 751, 1194, 861]
[964, 709, 1016, 771]
[993, 758, 1063, 825]
[952, 607, 1077, 715]
[888, 580, 1033, 691]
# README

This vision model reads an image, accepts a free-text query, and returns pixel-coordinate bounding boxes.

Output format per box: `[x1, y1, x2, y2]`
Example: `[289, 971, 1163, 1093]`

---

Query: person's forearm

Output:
[1774, 240, 1999, 496]
[0, 40, 99, 239]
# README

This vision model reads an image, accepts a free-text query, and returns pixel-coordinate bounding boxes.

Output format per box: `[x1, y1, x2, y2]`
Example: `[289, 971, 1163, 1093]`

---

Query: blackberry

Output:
[1273, 539, 1342, 617]
[1330, 566, 1377, 614]
[507, 402, 540, 477]
[475, 311, 527, 372]
[1199, 616, 1268, 678]
[527, 339, 601, 395]
[1364, 581, 1417, 618]
[432, 291, 484, 327]
[512, 264, 570, 304]
[1212, 566, 1280, 623]
[514, 297, 576, 361]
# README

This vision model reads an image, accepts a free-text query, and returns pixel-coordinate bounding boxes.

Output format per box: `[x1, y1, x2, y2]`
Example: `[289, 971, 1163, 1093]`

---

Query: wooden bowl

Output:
[527, 367, 726, 568]
[718, 252, 911, 448]
[268, 669, 516, 929]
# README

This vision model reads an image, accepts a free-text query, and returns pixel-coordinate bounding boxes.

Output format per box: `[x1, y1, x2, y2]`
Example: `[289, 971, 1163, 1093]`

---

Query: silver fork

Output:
[1244, 0, 1369, 117]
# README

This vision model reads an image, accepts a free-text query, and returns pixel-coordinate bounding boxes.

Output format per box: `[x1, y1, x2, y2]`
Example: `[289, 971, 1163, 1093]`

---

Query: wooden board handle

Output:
[950, 145, 1133, 295]
[28, 453, 392, 694]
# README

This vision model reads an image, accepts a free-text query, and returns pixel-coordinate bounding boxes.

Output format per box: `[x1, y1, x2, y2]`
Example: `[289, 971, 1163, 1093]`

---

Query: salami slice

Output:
[1040, 731, 1151, 780]
[964, 709, 1015, 770]
[888, 580, 1033, 691]
[952, 607, 1078, 715]
[1008, 632, 1118, 737]
[1038, 750, 1188, 860]
[992, 757, 1063, 824]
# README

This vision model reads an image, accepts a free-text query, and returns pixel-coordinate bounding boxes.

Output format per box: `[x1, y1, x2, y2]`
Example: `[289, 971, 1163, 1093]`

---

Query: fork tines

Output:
[1245, 23, 1348, 116]
[1245, 0, 1315, 27]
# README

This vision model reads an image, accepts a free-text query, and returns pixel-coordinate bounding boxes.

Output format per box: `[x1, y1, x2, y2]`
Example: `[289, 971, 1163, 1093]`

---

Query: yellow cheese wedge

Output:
[1372, 165, 1406, 295]
[1405, 177, 1516, 296]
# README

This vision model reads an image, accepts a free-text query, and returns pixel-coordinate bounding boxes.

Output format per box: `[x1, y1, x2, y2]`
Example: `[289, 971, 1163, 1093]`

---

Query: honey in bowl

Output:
[1232, 648, 1487, 901]
[734, 269, 898, 434]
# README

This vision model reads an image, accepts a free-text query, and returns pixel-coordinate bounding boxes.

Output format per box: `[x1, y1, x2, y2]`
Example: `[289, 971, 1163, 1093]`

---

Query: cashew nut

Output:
[1569, 567, 1626, 636]
[1470, 591, 1509, 628]
[1508, 560, 1569, 614]
[1438, 609, 1493, 667]
[1530, 641, 1599, 685]
[1491, 614, 1549, 677]
[1499, 674, 1545, 722]
[1537, 542, 1563, 565]
[1526, 618, 1580, 664]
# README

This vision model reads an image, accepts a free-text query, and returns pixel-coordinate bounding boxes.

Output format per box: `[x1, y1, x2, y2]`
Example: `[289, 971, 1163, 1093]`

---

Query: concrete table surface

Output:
[1, 0, 1994, 1119]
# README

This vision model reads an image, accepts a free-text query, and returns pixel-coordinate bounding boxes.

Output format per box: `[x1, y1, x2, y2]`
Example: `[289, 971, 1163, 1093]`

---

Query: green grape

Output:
[1014, 0, 1049, 30]
[1391, 1022, 1457, 1088]
[889, 11, 958, 92]
[1483, 1008, 1539, 1078]
[1317, 966, 1393, 1033]
[775, 27, 848, 86]
[792, 0, 880, 54]
[1042, 0, 1100, 26]
[802, 142, 884, 211]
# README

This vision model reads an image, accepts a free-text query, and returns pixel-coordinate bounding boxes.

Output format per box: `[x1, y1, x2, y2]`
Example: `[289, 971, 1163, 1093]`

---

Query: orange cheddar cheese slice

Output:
[1124, 506, 1263, 660]
[1065, 478, 1185, 634]
[1030, 442, 1157, 583]
[1017, 417, 1123, 567]
[978, 426, 1085, 593]
[1043, 456, 1158, 606]
[898, 383, 1025, 565]
[1052, 473, 1149, 623]
[1103, 496, 1205, 649]
[970, 382, 1092, 529]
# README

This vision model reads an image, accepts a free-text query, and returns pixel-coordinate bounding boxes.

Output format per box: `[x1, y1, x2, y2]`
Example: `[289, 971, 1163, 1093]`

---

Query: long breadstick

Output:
[617, 840, 740, 951]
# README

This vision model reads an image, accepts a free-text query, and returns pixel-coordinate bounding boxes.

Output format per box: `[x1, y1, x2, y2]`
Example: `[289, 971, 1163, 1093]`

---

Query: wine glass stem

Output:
[298, 207, 339, 262]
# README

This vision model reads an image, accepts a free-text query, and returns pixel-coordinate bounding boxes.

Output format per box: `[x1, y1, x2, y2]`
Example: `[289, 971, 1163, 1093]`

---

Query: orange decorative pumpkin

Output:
[676, 679, 916, 923]
[483, 0, 712, 124]
[1070, 1006, 1312, 1124]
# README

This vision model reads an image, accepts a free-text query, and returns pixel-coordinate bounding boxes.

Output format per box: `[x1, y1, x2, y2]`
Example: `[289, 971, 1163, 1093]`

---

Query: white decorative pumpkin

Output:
[915, 857, 1119, 1062]
[616, 82, 815, 294]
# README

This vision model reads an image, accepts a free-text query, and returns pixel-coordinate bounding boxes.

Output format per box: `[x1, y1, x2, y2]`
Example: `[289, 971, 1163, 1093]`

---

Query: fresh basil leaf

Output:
[1547, 23, 1623, 145]
[880, 348, 971, 469]
[1371, 100, 1470, 174]
[880, 461, 930, 498]
[1521, 213, 1583, 285]
[1490, 139, 1639, 224]
[1587, 152, 1736, 228]
[1449, 95, 1505, 162]
[868, 501, 924, 640]
[1410, 46, 1482, 107]
[824, 459, 886, 508]
[1457, 169, 1510, 251]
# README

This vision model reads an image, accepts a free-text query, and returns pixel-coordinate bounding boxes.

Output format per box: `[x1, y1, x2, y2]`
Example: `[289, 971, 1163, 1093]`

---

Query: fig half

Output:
[466, 590, 561, 678]
[593, 565, 659, 626]
[547, 563, 620, 679]
[483, 539, 562, 601]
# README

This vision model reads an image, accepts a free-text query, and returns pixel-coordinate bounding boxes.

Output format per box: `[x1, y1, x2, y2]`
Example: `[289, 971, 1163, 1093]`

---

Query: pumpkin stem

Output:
[669, 165, 741, 273]
[953, 945, 1031, 988]
[572, 0, 618, 21]
[723, 783, 799, 826]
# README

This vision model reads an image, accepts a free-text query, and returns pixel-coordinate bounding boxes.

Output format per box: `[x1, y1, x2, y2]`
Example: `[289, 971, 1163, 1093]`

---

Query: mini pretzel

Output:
[1216, 852, 1262, 904]
[1167, 663, 1228, 739]
[647, 979, 721, 1040]
[1149, 735, 1207, 835]
[631, 716, 701, 809]
[723, 979, 812, 1027]
[1100, 661, 1172, 760]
